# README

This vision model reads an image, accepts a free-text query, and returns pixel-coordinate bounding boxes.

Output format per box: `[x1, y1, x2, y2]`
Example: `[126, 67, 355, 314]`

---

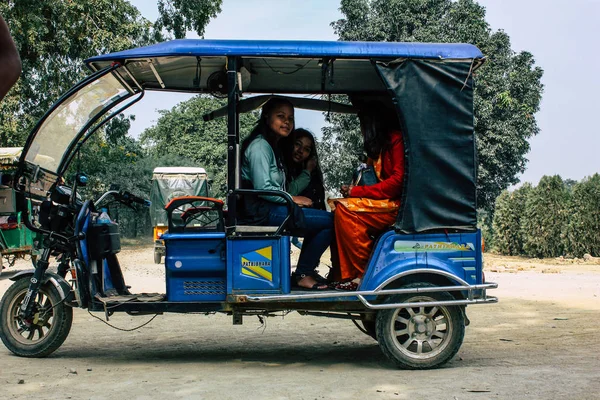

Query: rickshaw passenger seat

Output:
[234, 225, 280, 234]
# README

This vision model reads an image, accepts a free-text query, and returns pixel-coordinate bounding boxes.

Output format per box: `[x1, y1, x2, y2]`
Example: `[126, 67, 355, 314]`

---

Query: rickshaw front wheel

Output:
[0, 278, 73, 357]
[376, 283, 465, 369]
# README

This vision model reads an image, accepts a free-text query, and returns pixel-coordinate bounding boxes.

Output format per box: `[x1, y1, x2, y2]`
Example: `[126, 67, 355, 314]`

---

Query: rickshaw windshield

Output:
[24, 72, 132, 173]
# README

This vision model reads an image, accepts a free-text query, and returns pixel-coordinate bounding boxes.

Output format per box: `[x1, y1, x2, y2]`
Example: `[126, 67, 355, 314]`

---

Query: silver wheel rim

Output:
[7, 287, 56, 346]
[388, 295, 453, 360]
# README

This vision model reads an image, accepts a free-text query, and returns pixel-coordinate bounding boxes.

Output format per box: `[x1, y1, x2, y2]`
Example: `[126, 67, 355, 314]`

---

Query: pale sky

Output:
[127, 0, 600, 186]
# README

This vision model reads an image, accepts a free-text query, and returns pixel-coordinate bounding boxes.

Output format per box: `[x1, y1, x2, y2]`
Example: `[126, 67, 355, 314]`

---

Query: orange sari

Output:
[329, 152, 402, 282]
[329, 198, 399, 281]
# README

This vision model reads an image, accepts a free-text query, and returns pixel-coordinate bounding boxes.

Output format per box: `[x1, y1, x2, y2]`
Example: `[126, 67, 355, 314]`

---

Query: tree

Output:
[140, 96, 257, 198]
[563, 174, 600, 257]
[0, 1, 149, 146]
[0, 0, 222, 147]
[563, 178, 578, 193]
[319, 103, 362, 193]
[324, 0, 544, 211]
[492, 183, 531, 255]
[477, 209, 494, 253]
[521, 175, 569, 258]
[65, 115, 201, 238]
[155, 0, 222, 39]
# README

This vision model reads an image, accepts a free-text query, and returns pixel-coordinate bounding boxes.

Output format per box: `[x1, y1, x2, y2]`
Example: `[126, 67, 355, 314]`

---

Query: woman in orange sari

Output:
[329, 102, 405, 290]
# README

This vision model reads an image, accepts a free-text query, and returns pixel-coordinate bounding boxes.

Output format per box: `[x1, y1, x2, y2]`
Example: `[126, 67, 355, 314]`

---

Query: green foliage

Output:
[491, 191, 511, 252]
[326, 0, 544, 211]
[155, 0, 222, 38]
[1, 0, 223, 236]
[66, 116, 199, 237]
[319, 97, 363, 192]
[0, 0, 222, 147]
[521, 175, 569, 258]
[492, 183, 531, 255]
[563, 178, 578, 193]
[140, 95, 257, 198]
[0, 0, 156, 146]
[490, 177, 600, 259]
[563, 174, 600, 257]
[66, 116, 147, 237]
[477, 209, 494, 253]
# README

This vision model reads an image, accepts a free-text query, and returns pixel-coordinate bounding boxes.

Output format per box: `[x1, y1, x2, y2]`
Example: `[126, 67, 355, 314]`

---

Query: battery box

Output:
[163, 232, 226, 301]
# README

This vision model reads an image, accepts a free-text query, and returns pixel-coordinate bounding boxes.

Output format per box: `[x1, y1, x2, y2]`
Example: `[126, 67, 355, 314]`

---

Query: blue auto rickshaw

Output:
[0, 39, 497, 369]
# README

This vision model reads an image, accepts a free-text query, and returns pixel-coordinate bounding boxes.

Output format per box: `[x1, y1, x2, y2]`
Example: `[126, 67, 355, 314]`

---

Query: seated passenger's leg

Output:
[294, 208, 333, 276]
[266, 206, 333, 288]
[334, 204, 397, 281]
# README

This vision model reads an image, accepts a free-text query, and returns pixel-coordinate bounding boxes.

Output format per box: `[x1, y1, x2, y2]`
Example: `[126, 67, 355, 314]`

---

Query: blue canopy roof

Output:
[86, 39, 483, 64]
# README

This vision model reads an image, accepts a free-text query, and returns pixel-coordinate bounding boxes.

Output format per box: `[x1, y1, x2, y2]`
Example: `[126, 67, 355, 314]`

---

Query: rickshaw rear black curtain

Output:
[375, 60, 477, 233]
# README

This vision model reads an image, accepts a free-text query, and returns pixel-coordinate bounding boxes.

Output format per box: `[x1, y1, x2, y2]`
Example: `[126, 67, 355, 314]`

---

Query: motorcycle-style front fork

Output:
[19, 248, 52, 319]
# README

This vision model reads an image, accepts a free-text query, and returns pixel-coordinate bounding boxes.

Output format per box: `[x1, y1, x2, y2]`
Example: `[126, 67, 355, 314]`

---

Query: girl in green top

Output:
[240, 98, 333, 291]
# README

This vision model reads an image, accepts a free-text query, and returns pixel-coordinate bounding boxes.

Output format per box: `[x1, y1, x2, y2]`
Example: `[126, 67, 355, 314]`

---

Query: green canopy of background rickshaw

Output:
[149, 167, 209, 226]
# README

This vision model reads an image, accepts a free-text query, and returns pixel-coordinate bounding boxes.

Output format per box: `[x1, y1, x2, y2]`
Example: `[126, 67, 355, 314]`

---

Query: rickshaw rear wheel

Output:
[376, 283, 464, 369]
[0, 278, 73, 358]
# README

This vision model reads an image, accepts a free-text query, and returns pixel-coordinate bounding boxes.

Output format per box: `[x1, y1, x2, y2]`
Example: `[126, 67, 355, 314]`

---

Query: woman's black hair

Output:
[280, 128, 326, 209]
[281, 128, 322, 180]
[357, 101, 400, 160]
[240, 97, 295, 159]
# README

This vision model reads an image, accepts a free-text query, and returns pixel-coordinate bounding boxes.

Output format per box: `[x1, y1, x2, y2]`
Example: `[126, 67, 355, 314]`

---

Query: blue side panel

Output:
[361, 230, 482, 290]
[86, 39, 484, 64]
[164, 232, 227, 301]
[75, 203, 92, 266]
[163, 232, 226, 240]
[102, 259, 114, 291]
[227, 237, 290, 294]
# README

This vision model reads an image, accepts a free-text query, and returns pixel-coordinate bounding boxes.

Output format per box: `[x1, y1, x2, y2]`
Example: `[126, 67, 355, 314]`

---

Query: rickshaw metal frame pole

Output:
[226, 57, 240, 230]
[241, 282, 498, 306]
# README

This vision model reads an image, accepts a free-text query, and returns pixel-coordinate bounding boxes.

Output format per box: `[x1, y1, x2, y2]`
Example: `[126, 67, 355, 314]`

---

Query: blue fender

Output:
[10, 270, 74, 304]
[361, 258, 467, 291]
[360, 231, 473, 291]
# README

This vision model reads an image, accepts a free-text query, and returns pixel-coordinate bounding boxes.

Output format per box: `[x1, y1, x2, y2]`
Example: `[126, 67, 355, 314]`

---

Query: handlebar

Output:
[120, 190, 151, 207]
[95, 190, 151, 208]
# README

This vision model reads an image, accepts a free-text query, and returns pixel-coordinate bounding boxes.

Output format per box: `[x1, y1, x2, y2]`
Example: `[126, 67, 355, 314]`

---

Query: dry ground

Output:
[0, 246, 599, 400]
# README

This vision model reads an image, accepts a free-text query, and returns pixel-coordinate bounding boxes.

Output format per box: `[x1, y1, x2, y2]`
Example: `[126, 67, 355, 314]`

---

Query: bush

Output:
[521, 175, 569, 258]
[492, 183, 531, 255]
[563, 174, 600, 257]
[477, 209, 494, 252]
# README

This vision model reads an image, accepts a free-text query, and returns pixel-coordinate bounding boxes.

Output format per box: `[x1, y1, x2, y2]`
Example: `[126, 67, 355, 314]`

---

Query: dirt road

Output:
[1, 249, 599, 400]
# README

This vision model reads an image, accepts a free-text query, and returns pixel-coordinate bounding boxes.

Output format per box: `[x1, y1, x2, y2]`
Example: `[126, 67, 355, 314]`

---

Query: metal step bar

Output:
[241, 282, 498, 310]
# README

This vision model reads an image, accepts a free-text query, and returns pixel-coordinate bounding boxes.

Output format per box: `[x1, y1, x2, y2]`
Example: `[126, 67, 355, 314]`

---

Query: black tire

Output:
[376, 283, 465, 369]
[153, 250, 162, 264]
[0, 278, 73, 357]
